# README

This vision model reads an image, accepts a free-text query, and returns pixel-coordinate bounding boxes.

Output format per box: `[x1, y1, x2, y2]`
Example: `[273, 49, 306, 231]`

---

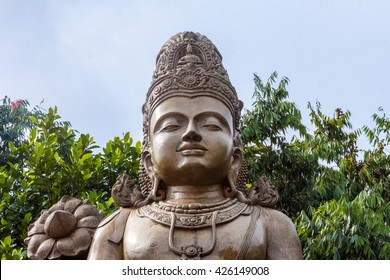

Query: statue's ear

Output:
[226, 148, 242, 197]
[230, 147, 243, 183]
[227, 148, 249, 202]
[142, 151, 153, 171]
[142, 151, 163, 199]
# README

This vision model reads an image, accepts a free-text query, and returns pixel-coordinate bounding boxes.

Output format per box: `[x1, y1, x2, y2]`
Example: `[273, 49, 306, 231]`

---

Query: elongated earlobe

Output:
[142, 152, 165, 201]
[142, 151, 153, 174]
[226, 148, 249, 202]
[230, 148, 242, 184]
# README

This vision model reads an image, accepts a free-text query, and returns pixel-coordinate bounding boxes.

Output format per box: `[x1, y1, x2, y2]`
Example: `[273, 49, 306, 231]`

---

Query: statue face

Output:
[148, 96, 235, 186]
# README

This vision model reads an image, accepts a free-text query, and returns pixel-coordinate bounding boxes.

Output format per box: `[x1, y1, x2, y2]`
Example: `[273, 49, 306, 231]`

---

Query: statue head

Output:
[138, 32, 248, 205]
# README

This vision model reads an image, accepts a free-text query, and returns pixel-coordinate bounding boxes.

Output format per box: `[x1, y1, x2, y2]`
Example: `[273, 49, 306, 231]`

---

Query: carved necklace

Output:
[154, 198, 238, 214]
[138, 198, 251, 259]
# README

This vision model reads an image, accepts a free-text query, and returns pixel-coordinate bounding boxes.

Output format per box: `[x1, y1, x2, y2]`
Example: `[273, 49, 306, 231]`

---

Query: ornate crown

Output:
[143, 31, 242, 129]
[140, 32, 247, 201]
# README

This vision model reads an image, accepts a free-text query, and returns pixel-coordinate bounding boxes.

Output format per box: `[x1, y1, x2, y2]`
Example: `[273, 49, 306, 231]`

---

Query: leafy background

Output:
[1, 73, 389, 259]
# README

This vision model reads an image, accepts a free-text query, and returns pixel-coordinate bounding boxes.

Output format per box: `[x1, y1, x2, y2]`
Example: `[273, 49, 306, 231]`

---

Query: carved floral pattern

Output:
[139, 200, 248, 228]
[179, 215, 206, 226]
[248, 176, 279, 208]
[111, 173, 144, 207]
[24, 196, 104, 259]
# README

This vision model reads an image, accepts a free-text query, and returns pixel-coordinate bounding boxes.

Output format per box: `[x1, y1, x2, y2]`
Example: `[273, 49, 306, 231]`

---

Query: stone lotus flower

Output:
[24, 195, 105, 259]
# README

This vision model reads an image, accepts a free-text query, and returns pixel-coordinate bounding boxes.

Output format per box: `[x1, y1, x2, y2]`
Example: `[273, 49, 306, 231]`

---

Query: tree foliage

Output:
[0, 98, 141, 259]
[241, 72, 389, 259]
[0, 97, 44, 167]
[1, 75, 389, 259]
[241, 73, 319, 216]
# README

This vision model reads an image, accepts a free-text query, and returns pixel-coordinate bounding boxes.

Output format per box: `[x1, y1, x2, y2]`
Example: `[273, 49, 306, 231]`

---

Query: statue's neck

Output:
[165, 184, 225, 204]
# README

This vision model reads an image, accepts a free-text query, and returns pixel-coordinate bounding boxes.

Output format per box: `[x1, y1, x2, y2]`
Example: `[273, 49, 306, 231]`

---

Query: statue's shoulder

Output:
[257, 206, 303, 259]
[97, 208, 121, 228]
[259, 207, 294, 227]
[250, 205, 295, 232]
[96, 207, 133, 243]
[88, 208, 133, 259]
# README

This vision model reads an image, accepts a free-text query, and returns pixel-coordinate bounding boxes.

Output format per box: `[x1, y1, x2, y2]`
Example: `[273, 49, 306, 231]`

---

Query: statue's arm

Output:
[87, 210, 126, 260]
[264, 208, 303, 260]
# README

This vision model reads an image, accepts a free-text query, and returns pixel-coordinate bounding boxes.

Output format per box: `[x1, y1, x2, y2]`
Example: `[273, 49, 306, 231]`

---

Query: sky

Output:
[1, 0, 389, 151]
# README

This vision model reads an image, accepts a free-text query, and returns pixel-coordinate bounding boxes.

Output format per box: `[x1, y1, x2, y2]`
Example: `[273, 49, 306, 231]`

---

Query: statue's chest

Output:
[123, 208, 267, 260]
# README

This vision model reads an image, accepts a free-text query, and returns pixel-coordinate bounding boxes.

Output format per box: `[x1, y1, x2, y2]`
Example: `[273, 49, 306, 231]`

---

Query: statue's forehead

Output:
[150, 96, 233, 124]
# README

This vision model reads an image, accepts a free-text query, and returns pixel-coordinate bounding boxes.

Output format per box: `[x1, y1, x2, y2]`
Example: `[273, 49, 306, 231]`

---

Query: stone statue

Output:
[87, 32, 303, 260]
[25, 31, 302, 260]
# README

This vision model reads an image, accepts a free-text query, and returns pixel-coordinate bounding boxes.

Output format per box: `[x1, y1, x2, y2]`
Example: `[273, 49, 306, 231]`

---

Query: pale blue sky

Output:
[1, 0, 389, 151]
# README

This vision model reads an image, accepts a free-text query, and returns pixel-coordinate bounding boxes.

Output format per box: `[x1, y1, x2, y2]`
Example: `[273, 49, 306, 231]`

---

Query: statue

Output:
[87, 32, 303, 260]
[25, 31, 302, 260]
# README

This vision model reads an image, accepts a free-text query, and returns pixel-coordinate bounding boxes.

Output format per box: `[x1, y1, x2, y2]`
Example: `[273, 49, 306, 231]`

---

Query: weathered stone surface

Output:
[26, 32, 303, 260]
[87, 32, 303, 260]
[25, 196, 104, 259]
[44, 210, 78, 239]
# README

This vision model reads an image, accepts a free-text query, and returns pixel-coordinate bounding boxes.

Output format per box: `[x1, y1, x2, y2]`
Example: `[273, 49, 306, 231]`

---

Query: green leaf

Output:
[53, 152, 59, 161]
[80, 153, 92, 163]
[28, 116, 38, 125]
[3, 236, 12, 246]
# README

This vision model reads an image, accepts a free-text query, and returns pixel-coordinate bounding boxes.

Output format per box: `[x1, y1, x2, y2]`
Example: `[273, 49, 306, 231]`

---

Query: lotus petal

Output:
[71, 228, 91, 254]
[28, 222, 45, 236]
[74, 204, 99, 219]
[37, 210, 50, 224]
[55, 237, 76, 256]
[78, 216, 102, 228]
[47, 243, 62, 259]
[55, 228, 90, 256]
[64, 197, 82, 214]
[26, 234, 49, 259]
[36, 238, 56, 260]
[44, 210, 78, 238]
[60, 195, 75, 203]
[48, 202, 64, 212]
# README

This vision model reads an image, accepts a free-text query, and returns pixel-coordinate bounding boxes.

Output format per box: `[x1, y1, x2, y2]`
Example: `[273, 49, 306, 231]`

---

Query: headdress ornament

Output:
[143, 31, 243, 129]
[140, 32, 247, 201]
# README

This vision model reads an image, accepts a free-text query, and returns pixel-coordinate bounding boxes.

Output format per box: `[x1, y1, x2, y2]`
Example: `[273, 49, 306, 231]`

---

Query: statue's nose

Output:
[182, 129, 202, 142]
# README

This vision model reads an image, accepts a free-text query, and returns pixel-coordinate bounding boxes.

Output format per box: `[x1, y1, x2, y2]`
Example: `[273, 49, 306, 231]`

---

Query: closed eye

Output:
[159, 124, 182, 132]
[203, 124, 222, 131]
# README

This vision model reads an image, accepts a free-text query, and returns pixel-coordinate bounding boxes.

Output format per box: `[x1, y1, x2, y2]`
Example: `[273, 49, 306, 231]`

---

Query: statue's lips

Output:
[177, 143, 207, 156]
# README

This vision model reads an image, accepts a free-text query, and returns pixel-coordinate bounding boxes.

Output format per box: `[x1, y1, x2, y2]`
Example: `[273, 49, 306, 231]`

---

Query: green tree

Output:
[241, 72, 389, 259]
[1, 75, 389, 260]
[296, 105, 389, 259]
[0, 96, 43, 167]
[241, 72, 319, 217]
[0, 104, 141, 259]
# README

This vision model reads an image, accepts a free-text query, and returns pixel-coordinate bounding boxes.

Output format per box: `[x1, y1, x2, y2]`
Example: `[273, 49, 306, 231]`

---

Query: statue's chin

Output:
[158, 163, 229, 186]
